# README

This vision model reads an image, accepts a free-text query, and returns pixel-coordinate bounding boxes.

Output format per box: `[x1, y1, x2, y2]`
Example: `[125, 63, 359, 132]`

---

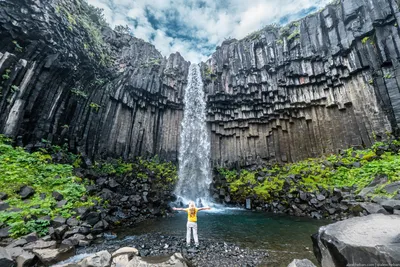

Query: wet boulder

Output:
[0, 247, 14, 267]
[79, 250, 111, 267]
[33, 246, 75, 266]
[128, 252, 188, 267]
[312, 214, 400, 266]
[359, 203, 389, 215]
[381, 199, 400, 213]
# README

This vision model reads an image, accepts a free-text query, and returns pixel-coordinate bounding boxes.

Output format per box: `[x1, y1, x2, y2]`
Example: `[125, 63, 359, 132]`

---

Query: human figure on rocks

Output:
[173, 201, 211, 248]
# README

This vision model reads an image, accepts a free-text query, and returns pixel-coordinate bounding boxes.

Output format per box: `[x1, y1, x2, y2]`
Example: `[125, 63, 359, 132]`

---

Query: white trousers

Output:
[186, 222, 198, 245]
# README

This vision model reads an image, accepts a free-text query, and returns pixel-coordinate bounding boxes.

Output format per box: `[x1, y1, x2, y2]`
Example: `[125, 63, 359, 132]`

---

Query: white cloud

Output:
[87, 0, 332, 63]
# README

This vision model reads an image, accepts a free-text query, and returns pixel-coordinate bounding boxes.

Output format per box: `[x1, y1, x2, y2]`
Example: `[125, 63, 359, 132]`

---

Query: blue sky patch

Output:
[88, 0, 333, 62]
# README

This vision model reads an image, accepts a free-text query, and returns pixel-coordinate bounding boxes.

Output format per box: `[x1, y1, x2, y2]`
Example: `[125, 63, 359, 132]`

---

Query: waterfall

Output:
[174, 64, 211, 205]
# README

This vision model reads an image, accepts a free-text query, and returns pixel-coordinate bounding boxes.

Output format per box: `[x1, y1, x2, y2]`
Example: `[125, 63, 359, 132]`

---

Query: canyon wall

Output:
[0, 0, 189, 162]
[203, 0, 400, 166]
[1, 0, 400, 167]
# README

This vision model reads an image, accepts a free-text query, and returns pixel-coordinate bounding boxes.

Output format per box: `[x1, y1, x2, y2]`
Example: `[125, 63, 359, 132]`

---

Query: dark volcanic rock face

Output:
[203, 0, 400, 166]
[1, 0, 400, 167]
[0, 0, 189, 162]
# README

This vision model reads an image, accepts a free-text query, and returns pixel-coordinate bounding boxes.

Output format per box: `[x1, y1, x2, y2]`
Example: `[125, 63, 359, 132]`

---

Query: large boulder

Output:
[358, 174, 388, 196]
[79, 250, 111, 267]
[382, 181, 400, 194]
[359, 203, 389, 215]
[16, 250, 36, 267]
[126, 253, 188, 267]
[111, 247, 138, 267]
[23, 240, 57, 251]
[0, 247, 14, 267]
[33, 246, 75, 266]
[312, 214, 400, 267]
[0, 227, 10, 238]
[288, 259, 317, 267]
[381, 199, 400, 213]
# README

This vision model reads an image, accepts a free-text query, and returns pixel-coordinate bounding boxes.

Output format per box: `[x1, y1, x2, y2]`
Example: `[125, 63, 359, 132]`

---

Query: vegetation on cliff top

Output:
[218, 139, 400, 202]
[55, 0, 113, 67]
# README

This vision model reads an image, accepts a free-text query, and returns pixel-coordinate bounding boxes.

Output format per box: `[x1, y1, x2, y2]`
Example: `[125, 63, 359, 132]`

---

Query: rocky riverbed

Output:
[75, 233, 270, 267]
[1, 213, 399, 266]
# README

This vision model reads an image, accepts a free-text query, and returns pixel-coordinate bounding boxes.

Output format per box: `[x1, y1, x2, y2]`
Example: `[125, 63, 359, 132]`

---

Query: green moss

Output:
[92, 160, 133, 176]
[58, 1, 113, 67]
[219, 140, 400, 201]
[141, 58, 162, 68]
[12, 41, 23, 53]
[11, 85, 19, 92]
[2, 69, 11, 80]
[361, 36, 370, 44]
[203, 65, 215, 80]
[135, 157, 178, 185]
[89, 102, 101, 112]
[0, 135, 99, 238]
[71, 88, 88, 98]
[287, 29, 300, 41]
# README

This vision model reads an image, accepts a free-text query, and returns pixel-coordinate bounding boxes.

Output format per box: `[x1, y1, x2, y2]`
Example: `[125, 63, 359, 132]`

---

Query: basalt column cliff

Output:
[0, 0, 189, 162]
[203, 0, 400, 166]
[1, 0, 400, 167]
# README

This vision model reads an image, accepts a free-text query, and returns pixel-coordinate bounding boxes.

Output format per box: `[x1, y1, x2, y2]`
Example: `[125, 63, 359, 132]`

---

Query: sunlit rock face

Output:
[0, 0, 400, 167]
[202, 0, 399, 167]
[0, 0, 189, 162]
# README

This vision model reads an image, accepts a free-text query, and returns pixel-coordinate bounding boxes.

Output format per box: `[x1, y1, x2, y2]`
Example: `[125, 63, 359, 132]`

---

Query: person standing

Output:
[173, 201, 211, 247]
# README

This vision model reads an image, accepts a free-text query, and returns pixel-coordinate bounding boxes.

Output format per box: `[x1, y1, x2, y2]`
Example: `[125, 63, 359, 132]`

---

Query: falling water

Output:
[174, 64, 212, 206]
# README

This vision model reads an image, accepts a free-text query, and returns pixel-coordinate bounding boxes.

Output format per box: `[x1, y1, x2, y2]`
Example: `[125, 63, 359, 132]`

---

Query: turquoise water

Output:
[115, 208, 329, 266]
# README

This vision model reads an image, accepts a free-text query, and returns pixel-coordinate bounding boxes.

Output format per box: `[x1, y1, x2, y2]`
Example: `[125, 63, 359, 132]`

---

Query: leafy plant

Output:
[2, 69, 11, 80]
[71, 88, 88, 98]
[89, 102, 101, 112]
[287, 29, 300, 41]
[141, 58, 161, 68]
[361, 36, 370, 44]
[12, 41, 23, 52]
[219, 139, 400, 202]
[11, 85, 19, 92]
[0, 135, 98, 237]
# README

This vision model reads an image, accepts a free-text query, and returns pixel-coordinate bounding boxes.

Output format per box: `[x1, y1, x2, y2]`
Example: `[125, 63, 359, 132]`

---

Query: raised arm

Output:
[173, 207, 186, 211]
[198, 207, 211, 211]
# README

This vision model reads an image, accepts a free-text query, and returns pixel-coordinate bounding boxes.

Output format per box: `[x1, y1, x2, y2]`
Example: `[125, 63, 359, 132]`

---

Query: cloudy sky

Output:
[88, 0, 332, 63]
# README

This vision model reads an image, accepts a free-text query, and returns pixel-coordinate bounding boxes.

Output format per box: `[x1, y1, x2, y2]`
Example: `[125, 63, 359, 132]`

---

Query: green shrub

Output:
[219, 139, 400, 201]
[2, 69, 11, 80]
[89, 102, 101, 112]
[0, 135, 99, 237]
